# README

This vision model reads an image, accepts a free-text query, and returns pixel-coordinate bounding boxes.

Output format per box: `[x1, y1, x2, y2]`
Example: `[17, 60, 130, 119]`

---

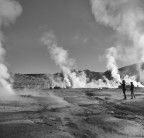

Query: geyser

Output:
[0, 0, 22, 99]
[106, 47, 121, 83]
[41, 31, 88, 88]
[90, 0, 144, 87]
[41, 31, 128, 88]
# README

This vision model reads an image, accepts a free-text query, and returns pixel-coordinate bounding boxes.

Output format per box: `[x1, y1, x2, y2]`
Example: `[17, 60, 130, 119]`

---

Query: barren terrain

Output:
[1, 88, 144, 138]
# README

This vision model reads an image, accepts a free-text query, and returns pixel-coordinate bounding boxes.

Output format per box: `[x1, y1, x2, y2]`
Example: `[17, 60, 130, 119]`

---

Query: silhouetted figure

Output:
[130, 82, 135, 99]
[120, 80, 127, 100]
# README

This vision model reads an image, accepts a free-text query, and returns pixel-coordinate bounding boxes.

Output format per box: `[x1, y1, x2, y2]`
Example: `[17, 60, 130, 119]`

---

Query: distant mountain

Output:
[80, 70, 103, 81]
[119, 63, 144, 81]
[11, 63, 143, 89]
[119, 64, 139, 77]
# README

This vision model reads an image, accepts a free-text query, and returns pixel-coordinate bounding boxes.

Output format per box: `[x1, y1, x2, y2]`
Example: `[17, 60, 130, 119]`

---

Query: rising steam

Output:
[106, 47, 121, 83]
[0, 0, 22, 99]
[41, 31, 125, 88]
[91, 0, 144, 86]
[41, 31, 87, 88]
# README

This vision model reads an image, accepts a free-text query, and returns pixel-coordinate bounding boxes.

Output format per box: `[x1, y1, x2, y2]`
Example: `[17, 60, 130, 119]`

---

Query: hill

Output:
[11, 63, 143, 89]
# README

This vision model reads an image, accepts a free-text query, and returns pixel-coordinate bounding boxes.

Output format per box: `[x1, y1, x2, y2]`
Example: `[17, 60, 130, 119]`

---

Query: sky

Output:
[3, 0, 117, 74]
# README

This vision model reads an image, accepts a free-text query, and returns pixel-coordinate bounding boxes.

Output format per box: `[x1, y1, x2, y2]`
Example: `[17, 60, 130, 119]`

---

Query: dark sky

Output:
[4, 0, 115, 73]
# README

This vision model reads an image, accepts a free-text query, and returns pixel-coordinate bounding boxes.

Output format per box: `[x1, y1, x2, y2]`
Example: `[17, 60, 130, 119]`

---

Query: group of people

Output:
[120, 80, 136, 100]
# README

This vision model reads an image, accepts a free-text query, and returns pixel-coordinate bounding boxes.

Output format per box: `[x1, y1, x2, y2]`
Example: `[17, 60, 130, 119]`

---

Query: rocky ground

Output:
[0, 88, 144, 138]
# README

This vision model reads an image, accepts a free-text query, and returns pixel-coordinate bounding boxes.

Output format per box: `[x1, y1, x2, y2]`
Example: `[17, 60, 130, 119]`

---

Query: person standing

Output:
[130, 82, 135, 99]
[120, 80, 127, 100]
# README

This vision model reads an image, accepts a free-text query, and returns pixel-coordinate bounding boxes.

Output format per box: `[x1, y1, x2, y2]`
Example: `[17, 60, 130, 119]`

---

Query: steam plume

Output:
[106, 47, 121, 83]
[0, 0, 22, 98]
[41, 31, 88, 88]
[41, 31, 74, 87]
[41, 31, 124, 88]
[91, 0, 144, 83]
